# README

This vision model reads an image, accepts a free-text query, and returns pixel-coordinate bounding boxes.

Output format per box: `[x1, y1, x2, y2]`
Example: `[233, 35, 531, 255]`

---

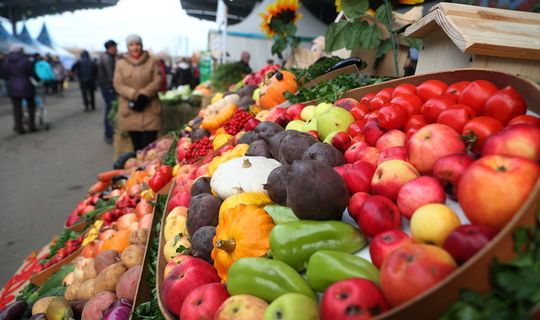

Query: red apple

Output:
[432, 153, 475, 198]
[351, 133, 366, 145]
[357, 195, 401, 237]
[344, 142, 369, 163]
[306, 130, 319, 140]
[332, 131, 352, 151]
[458, 80, 498, 115]
[390, 94, 423, 117]
[369, 230, 413, 269]
[483, 86, 526, 125]
[286, 103, 306, 120]
[244, 118, 261, 131]
[334, 97, 361, 111]
[162, 256, 220, 316]
[396, 176, 446, 220]
[320, 278, 389, 320]
[167, 191, 191, 213]
[458, 154, 539, 230]
[363, 119, 387, 146]
[355, 146, 380, 167]
[339, 161, 376, 195]
[371, 160, 419, 201]
[180, 283, 230, 320]
[377, 146, 407, 166]
[375, 129, 406, 151]
[407, 123, 466, 174]
[482, 124, 540, 162]
[350, 104, 371, 121]
[347, 120, 366, 137]
[442, 224, 498, 265]
[347, 192, 370, 220]
[380, 244, 457, 307]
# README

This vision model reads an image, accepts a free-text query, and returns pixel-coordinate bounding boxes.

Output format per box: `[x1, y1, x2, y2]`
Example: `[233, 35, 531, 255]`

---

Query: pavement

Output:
[0, 85, 114, 287]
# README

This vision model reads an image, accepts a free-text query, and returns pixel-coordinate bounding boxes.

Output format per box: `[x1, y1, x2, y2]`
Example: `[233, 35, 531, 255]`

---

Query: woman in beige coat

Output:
[114, 34, 162, 151]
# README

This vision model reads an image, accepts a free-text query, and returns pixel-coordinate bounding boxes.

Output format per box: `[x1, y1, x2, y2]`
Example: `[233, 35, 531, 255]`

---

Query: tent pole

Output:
[8, 6, 18, 35]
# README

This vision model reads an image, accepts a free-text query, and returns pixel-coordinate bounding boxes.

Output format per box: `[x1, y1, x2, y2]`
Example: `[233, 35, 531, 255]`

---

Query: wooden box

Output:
[337, 68, 540, 319]
[404, 3, 540, 82]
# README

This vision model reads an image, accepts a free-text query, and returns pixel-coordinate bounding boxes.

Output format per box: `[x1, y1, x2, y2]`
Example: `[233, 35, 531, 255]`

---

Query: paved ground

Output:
[0, 85, 114, 287]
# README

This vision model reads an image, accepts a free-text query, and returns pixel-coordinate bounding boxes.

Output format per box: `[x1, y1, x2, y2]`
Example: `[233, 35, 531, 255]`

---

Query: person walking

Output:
[51, 56, 67, 96]
[33, 54, 55, 95]
[72, 50, 98, 111]
[97, 40, 118, 144]
[114, 34, 162, 151]
[1, 45, 38, 134]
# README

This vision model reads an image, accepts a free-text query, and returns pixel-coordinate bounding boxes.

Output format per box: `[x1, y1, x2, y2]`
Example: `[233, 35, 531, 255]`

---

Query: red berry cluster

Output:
[185, 136, 213, 164]
[102, 193, 141, 224]
[40, 236, 83, 269]
[223, 109, 254, 135]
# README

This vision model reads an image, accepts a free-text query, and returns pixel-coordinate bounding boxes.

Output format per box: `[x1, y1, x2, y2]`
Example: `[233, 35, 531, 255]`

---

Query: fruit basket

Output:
[333, 69, 540, 319]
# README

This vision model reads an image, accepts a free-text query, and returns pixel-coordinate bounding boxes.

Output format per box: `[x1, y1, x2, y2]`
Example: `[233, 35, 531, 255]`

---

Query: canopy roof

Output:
[0, 22, 37, 54]
[17, 24, 56, 55]
[0, 0, 119, 23]
[36, 23, 76, 67]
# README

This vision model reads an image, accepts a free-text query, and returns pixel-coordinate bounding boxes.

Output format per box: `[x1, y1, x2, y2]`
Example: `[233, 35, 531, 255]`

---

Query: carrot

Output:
[97, 169, 125, 182]
[88, 181, 109, 194]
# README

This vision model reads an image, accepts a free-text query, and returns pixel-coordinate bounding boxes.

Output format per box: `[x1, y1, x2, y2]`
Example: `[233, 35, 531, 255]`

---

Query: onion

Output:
[102, 299, 133, 320]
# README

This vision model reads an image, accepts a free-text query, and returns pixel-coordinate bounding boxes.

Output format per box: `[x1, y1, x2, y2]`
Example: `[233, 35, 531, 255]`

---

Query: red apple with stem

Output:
[442, 224, 498, 265]
[369, 230, 414, 268]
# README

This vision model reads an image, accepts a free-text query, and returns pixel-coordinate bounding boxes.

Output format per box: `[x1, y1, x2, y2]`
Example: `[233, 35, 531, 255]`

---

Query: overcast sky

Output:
[3, 0, 217, 55]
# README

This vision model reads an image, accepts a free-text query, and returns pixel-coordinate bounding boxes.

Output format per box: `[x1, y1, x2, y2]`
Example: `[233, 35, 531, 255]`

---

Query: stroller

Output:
[22, 79, 50, 131]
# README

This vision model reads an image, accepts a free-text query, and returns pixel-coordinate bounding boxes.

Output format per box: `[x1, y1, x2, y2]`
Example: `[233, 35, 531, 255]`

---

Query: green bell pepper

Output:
[306, 250, 379, 292]
[227, 257, 317, 302]
[270, 220, 367, 271]
[263, 205, 299, 224]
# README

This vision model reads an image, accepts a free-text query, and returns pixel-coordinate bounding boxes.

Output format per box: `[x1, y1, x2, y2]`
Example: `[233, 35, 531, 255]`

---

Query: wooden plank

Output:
[472, 55, 540, 83]
[405, 2, 540, 61]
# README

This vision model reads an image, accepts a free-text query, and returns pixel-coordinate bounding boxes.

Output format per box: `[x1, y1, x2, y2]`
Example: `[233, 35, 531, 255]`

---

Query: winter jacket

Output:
[113, 51, 162, 132]
[2, 52, 35, 98]
[72, 51, 97, 83]
[34, 60, 55, 81]
[97, 52, 116, 89]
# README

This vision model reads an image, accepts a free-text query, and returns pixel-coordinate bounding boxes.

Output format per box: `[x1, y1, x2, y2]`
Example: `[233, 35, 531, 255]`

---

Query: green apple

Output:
[323, 131, 339, 144]
[300, 105, 317, 121]
[314, 102, 333, 117]
[252, 87, 261, 101]
[302, 119, 318, 132]
[286, 120, 306, 131]
[263, 293, 320, 320]
[316, 107, 355, 140]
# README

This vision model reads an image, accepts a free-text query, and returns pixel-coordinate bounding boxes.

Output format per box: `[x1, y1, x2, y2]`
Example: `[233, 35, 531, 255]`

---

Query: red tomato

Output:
[416, 80, 448, 102]
[366, 95, 390, 111]
[445, 81, 471, 100]
[378, 104, 408, 129]
[390, 94, 423, 116]
[458, 80, 498, 115]
[462, 116, 504, 153]
[508, 114, 540, 127]
[422, 95, 457, 123]
[392, 83, 416, 97]
[404, 114, 427, 132]
[350, 104, 371, 120]
[482, 86, 527, 125]
[360, 93, 376, 105]
[347, 120, 366, 137]
[376, 87, 395, 100]
[437, 104, 476, 133]
[365, 110, 380, 121]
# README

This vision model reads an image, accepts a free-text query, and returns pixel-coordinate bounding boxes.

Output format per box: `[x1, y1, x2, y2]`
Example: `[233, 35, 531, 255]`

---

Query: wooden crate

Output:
[404, 3, 540, 82]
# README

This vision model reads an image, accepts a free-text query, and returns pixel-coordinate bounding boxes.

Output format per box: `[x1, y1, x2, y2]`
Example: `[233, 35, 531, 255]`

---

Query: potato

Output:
[120, 245, 145, 268]
[65, 281, 82, 301]
[78, 279, 96, 301]
[94, 262, 127, 294]
[74, 257, 97, 282]
[94, 250, 119, 274]
[81, 291, 117, 320]
[129, 228, 149, 245]
[32, 296, 55, 315]
[116, 265, 142, 300]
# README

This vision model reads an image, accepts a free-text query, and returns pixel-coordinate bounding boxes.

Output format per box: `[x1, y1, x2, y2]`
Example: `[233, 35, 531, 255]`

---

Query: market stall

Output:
[1, 1, 539, 320]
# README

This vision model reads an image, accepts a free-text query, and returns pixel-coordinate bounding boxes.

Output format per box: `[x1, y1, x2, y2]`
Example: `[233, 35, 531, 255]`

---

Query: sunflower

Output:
[259, 0, 302, 38]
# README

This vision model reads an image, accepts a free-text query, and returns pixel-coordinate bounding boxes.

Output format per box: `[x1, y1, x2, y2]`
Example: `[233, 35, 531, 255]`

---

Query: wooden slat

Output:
[405, 2, 540, 61]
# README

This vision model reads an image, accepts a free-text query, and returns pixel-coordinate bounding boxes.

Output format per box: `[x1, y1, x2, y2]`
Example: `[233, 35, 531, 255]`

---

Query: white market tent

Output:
[209, 0, 328, 71]
[0, 23, 39, 55]
[17, 24, 58, 57]
[37, 23, 76, 69]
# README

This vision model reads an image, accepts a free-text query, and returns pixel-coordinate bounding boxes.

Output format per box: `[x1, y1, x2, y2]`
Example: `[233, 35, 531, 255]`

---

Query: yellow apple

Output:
[164, 236, 191, 262]
[410, 204, 461, 246]
[164, 215, 188, 241]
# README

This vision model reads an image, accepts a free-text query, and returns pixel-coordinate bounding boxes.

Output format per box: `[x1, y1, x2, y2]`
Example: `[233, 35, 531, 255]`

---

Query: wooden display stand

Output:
[404, 3, 540, 82]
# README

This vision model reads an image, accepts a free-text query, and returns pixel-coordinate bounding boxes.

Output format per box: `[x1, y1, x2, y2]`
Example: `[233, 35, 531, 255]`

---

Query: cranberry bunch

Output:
[40, 236, 83, 269]
[185, 136, 213, 164]
[102, 193, 140, 224]
[223, 109, 254, 135]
